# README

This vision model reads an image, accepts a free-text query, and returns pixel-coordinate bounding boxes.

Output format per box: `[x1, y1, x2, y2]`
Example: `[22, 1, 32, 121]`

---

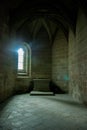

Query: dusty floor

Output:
[0, 94, 87, 130]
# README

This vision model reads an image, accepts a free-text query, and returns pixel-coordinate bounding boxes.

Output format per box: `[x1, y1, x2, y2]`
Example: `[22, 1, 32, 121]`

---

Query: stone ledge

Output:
[30, 91, 54, 96]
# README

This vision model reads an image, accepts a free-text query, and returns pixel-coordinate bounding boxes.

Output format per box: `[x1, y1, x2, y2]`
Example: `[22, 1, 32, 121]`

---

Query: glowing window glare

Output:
[18, 48, 24, 70]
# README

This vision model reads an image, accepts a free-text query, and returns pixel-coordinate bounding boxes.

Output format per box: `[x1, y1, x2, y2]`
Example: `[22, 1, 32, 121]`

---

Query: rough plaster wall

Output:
[69, 9, 87, 103]
[32, 27, 51, 79]
[52, 29, 68, 92]
[0, 7, 16, 103]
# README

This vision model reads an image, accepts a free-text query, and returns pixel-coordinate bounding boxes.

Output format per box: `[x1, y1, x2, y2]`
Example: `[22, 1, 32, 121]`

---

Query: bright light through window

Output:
[18, 48, 24, 70]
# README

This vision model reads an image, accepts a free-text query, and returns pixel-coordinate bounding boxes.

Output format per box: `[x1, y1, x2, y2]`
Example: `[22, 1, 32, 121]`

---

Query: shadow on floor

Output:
[0, 96, 14, 113]
[45, 95, 86, 109]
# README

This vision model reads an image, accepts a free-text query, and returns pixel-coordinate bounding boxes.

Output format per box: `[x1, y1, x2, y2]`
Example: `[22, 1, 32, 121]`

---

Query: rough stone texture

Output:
[0, 51, 16, 103]
[0, 4, 87, 105]
[14, 41, 31, 93]
[68, 29, 79, 101]
[0, 7, 16, 103]
[0, 94, 87, 130]
[32, 27, 51, 79]
[52, 29, 68, 92]
[69, 9, 87, 103]
[33, 79, 50, 91]
[15, 78, 31, 93]
[76, 9, 87, 104]
[15, 27, 51, 92]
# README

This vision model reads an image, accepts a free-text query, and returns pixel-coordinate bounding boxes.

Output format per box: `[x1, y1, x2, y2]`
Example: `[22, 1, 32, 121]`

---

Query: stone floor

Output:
[0, 94, 87, 130]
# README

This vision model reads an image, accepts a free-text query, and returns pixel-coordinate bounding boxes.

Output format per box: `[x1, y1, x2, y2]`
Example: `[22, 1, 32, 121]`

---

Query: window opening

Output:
[18, 48, 24, 70]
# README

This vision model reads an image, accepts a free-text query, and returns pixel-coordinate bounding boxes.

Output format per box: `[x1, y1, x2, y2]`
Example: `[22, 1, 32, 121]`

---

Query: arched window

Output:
[18, 48, 24, 70]
[17, 43, 31, 77]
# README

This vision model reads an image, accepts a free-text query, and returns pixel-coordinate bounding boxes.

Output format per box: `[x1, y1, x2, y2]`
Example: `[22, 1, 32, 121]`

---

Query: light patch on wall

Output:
[63, 75, 69, 81]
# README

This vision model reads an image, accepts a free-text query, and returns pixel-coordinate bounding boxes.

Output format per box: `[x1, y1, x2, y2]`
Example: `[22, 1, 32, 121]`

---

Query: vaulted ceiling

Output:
[1, 0, 87, 43]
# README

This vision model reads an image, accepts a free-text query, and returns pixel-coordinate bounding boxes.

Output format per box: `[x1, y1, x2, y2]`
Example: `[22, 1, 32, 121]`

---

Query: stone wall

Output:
[52, 29, 68, 92]
[15, 27, 51, 92]
[32, 27, 51, 79]
[15, 78, 31, 93]
[68, 29, 80, 101]
[0, 7, 16, 103]
[69, 9, 87, 103]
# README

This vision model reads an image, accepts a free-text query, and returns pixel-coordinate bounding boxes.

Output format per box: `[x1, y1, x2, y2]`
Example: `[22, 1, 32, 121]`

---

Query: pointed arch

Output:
[17, 42, 31, 78]
[32, 18, 52, 42]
